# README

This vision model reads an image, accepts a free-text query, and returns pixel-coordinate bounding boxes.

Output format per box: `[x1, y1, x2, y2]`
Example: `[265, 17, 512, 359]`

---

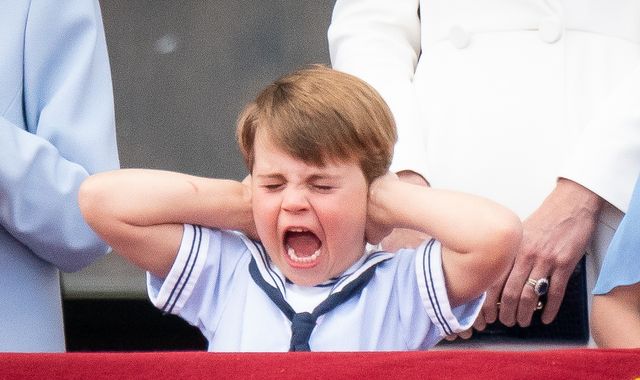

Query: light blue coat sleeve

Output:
[0, 0, 119, 272]
[593, 175, 640, 294]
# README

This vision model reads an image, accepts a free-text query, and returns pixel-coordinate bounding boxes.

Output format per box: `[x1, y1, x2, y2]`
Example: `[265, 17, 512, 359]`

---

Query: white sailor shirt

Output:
[147, 224, 484, 351]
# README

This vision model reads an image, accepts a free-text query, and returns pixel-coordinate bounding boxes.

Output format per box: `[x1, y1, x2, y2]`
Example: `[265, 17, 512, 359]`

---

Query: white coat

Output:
[329, 0, 640, 295]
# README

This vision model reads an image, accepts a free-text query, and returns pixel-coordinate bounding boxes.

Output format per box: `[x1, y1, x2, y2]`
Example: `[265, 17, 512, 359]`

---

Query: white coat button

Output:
[538, 18, 563, 44]
[449, 26, 471, 49]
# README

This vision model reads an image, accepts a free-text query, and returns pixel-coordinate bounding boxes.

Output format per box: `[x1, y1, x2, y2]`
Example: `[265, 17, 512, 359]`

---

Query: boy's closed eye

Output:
[262, 183, 285, 191]
[260, 183, 335, 192]
[310, 183, 335, 193]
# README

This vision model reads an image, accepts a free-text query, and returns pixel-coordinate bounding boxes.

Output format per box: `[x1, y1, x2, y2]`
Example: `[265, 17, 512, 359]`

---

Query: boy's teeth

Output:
[287, 246, 321, 263]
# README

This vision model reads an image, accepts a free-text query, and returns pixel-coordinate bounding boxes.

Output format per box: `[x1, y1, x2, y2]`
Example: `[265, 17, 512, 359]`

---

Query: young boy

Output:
[79, 65, 521, 351]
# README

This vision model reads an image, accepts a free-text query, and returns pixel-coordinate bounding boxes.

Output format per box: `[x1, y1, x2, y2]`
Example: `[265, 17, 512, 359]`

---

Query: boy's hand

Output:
[443, 328, 473, 341]
[365, 172, 397, 245]
[241, 175, 259, 240]
[380, 171, 431, 252]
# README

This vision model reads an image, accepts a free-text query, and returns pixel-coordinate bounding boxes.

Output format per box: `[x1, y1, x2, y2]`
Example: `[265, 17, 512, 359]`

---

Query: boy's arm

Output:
[79, 169, 254, 278]
[368, 173, 521, 307]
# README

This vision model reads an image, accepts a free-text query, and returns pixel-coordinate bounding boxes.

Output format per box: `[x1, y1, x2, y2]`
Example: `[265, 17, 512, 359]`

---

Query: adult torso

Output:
[414, 0, 640, 217]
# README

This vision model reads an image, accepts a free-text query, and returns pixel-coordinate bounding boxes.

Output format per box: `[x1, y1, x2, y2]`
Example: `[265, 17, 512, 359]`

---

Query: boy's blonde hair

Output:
[236, 65, 397, 184]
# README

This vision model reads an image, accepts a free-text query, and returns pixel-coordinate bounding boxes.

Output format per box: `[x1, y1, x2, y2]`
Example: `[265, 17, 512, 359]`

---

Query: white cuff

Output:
[147, 224, 209, 315]
[415, 239, 484, 336]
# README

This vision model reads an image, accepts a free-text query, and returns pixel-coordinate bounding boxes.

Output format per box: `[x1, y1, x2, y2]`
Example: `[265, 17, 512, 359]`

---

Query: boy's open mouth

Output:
[284, 228, 322, 265]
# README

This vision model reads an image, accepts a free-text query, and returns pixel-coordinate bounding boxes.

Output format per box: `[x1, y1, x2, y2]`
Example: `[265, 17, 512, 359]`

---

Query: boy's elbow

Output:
[490, 213, 522, 273]
[78, 176, 96, 220]
[78, 175, 110, 230]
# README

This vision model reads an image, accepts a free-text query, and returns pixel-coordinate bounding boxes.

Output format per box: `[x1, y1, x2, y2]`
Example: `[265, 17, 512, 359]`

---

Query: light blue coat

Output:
[0, 0, 119, 351]
[593, 175, 640, 295]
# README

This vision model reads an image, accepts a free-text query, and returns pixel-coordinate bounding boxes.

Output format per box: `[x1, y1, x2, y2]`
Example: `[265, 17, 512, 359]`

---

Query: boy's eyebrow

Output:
[254, 173, 342, 182]
[307, 173, 341, 182]
[255, 173, 286, 181]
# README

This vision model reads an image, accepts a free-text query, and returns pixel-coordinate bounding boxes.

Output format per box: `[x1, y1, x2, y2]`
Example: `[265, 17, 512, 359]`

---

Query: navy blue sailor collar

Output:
[238, 235, 395, 298]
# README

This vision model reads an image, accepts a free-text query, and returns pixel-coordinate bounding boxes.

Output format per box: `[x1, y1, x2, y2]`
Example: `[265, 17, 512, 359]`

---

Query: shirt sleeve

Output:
[147, 225, 251, 336]
[328, 0, 429, 179]
[559, 64, 640, 212]
[414, 239, 484, 343]
[0, 0, 119, 272]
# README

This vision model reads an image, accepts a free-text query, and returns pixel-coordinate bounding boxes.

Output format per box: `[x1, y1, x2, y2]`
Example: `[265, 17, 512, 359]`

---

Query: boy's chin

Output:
[285, 273, 325, 287]
[282, 266, 332, 287]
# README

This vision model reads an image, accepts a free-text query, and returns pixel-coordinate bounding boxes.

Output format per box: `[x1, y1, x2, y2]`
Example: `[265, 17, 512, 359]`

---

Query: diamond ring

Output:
[526, 278, 549, 296]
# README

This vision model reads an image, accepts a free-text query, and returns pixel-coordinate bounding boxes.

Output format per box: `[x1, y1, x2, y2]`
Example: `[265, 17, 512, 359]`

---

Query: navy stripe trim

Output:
[330, 251, 393, 294]
[249, 257, 295, 320]
[161, 224, 198, 312]
[331, 252, 383, 290]
[162, 225, 202, 314]
[422, 239, 453, 335]
[167, 225, 203, 314]
[427, 240, 453, 334]
[331, 252, 378, 288]
[250, 240, 286, 296]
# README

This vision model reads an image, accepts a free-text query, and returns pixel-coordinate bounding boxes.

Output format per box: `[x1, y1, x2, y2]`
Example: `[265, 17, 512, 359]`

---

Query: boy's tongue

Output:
[286, 231, 321, 257]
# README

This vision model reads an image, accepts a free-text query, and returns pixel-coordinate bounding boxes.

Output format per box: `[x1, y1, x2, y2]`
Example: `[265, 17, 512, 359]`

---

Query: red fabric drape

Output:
[1, 349, 638, 379]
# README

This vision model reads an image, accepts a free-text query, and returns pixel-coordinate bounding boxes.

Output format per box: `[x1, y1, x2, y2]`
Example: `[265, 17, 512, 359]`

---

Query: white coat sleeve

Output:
[560, 64, 640, 212]
[328, 0, 429, 180]
[0, 0, 119, 272]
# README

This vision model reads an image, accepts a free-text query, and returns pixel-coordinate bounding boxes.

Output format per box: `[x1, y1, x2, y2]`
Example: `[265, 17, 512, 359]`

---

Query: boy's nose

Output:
[282, 187, 309, 212]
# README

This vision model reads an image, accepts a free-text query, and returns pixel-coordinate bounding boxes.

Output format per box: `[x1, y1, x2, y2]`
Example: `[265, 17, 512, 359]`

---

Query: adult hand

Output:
[487, 178, 602, 328]
[472, 272, 509, 331]
[380, 170, 432, 251]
